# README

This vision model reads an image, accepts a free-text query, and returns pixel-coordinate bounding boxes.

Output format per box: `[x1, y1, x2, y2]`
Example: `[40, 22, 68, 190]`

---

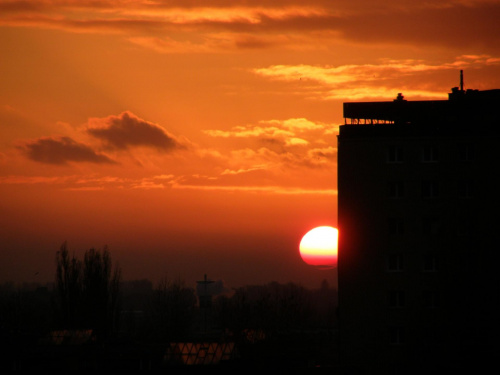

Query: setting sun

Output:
[299, 226, 338, 269]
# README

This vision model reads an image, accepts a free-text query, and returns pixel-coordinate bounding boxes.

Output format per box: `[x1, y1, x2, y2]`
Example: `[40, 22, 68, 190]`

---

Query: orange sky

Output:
[1, 0, 500, 288]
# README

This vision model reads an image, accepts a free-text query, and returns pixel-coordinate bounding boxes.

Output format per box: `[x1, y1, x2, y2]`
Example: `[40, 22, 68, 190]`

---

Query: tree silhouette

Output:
[55, 242, 121, 339]
[55, 242, 82, 329]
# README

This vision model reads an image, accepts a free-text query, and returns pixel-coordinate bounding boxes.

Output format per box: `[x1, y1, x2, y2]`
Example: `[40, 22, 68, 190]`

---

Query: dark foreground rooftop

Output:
[343, 88, 500, 126]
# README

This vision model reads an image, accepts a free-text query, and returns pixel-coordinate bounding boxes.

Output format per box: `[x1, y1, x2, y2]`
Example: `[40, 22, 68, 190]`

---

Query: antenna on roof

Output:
[460, 70, 464, 92]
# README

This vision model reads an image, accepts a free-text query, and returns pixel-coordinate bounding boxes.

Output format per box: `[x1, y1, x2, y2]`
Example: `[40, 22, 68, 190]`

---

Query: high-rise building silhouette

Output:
[337, 79, 500, 373]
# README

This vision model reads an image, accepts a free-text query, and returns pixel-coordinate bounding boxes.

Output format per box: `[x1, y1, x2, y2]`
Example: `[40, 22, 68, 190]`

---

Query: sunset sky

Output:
[1, 0, 500, 289]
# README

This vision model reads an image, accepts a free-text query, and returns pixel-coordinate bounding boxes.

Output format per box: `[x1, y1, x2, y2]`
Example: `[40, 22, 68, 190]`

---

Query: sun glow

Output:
[299, 226, 338, 269]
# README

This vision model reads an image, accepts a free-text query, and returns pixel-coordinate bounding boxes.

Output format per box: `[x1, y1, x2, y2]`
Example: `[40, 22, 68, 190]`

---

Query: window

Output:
[389, 363, 405, 375]
[457, 180, 474, 198]
[388, 290, 405, 308]
[422, 146, 439, 162]
[457, 216, 475, 236]
[422, 180, 439, 198]
[422, 216, 440, 235]
[387, 146, 404, 163]
[388, 182, 405, 198]
[387, 254, 403, 272]
[423, 290, 440, 308]
[388, 218, 405, 235]
[423, 253, 438, 272]
[389, 326, 405, 345]
[458, 143, 474, 162]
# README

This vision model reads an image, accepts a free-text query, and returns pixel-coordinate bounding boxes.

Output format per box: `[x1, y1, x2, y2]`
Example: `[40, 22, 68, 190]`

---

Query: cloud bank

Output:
[9, 112, 338, 195]
[1, 1, 499, 53]
[204, 118, 338, 173]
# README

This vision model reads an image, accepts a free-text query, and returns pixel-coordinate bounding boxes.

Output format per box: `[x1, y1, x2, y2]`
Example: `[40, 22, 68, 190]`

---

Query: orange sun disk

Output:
[299, 226, 338, 269]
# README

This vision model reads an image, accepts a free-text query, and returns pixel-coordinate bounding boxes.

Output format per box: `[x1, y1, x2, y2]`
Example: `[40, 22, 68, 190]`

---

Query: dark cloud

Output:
[87, 111, 184, 151]
[234, 35, 274, 49]
[0, 1, 46, 13]
[335, 3, 500, 51]
[2, 1, 500, 53]
[20, 136, 116, 165]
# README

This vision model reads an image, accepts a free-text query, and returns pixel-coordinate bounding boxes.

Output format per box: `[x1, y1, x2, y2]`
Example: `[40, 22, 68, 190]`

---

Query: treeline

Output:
[0, 280, 337, 343]
[213, 281, 338, 335]
[120, 279, 338, 343]
[0, 244, 338, 344]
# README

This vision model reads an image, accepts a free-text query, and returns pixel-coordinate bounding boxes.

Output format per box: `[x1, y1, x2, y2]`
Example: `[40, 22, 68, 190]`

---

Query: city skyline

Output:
[2, 1, 500, 288]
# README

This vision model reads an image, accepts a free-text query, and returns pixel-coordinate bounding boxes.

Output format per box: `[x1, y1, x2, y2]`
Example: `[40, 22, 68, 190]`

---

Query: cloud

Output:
[203, 118, 338, 177]
[263, 118, 325, 131]
[5, 112, 337, 194]
[305, 147, 337, 167]
[128, 33, 298, 54]
[253, 56, 500, 100]
[204, 125, 294, 139]
[204, 118, 332, 140]
[254, 60, 450, 85]
[335, 2, 500, 50]
[0, 3, 328, 36]
[169, 179, 337, 196]
[0, 175, 71, 184]
[221, 165, 271, 176]
[6, 170, 335, 195]
[2, 1, 499, 53]
[87, 111, 185, 151]
[128, 36, 217, 54]
[19, 136, 116, 165]
[286, 137, 309, 146]
[201, 118, 338, 196]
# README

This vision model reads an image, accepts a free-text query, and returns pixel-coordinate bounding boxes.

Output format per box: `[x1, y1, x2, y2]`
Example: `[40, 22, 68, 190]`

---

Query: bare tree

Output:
[55, 242, 82, 328]
[55, 243, 121, 339]
[81, 246, 121, 337]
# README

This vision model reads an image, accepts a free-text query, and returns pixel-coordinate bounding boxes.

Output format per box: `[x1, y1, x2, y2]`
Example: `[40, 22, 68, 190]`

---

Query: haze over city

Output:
[2, 0, 500, 289]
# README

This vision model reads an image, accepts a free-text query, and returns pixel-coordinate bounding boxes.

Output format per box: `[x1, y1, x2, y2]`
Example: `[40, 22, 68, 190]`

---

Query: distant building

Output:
[337, 79, 500, 373]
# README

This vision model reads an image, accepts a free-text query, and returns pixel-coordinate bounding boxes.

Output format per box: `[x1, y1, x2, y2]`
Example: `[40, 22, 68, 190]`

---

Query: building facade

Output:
[337, 86, 500, 373]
